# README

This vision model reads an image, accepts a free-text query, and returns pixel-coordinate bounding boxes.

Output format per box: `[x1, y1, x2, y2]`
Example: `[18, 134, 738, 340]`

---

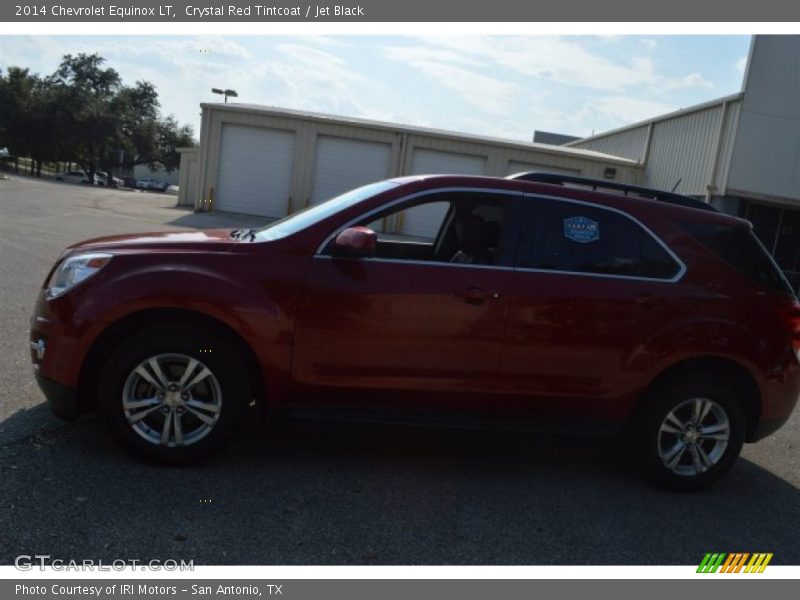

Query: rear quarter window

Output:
[679, 221, 794, 295]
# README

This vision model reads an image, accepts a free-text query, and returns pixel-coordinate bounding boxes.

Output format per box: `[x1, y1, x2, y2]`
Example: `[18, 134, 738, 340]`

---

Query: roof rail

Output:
[507, 171, 717, 213]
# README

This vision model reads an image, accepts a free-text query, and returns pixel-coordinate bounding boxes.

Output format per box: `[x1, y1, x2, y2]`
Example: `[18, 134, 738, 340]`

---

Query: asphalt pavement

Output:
[1, 174, 798, 566]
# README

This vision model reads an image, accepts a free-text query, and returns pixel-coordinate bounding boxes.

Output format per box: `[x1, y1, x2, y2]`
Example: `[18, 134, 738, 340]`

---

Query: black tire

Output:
[99, 325, 251, 464]
[633, 373, 746, 491]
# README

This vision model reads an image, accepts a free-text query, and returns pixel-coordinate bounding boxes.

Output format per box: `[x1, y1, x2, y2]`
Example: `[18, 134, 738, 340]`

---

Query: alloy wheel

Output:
[122, 353, 222, 447]
[657, 397, 730, 477]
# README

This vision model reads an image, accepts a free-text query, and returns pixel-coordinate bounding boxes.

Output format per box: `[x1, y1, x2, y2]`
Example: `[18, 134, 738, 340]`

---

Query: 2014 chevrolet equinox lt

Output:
[30, 173, 800, 490]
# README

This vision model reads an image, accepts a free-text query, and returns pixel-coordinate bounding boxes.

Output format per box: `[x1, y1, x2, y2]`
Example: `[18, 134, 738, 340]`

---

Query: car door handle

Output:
[458, 287, 500, 305]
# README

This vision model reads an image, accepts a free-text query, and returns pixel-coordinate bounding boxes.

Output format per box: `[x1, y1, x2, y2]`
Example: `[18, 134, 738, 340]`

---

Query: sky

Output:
[1, 35, 751, 143]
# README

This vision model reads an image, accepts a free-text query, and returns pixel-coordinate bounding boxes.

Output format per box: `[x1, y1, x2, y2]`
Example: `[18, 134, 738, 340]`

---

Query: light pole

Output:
[211, 88, 238, 103]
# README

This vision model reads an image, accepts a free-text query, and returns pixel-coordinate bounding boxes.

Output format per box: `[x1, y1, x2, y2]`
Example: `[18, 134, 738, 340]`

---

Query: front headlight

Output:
[46, 253, 112, 299]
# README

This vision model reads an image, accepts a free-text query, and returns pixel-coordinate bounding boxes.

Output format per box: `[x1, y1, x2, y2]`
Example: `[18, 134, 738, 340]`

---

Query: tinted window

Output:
[775, 210, 800, 274]
[745, 203, 781, 250]
[349, 192, 509, 265]
[679, 221, 794, 295]
[775, 209, 800, 294]
[386, 201, 450, 242]
[519, 200, 681, 280]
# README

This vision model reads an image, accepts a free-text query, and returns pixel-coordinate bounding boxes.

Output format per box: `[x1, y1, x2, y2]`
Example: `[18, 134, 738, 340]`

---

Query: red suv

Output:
[30, 173, 800, 489]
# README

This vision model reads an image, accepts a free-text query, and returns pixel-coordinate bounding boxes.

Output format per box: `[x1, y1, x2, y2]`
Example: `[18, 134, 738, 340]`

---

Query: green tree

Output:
[154, 116, 195, 172]
[52, 53, 122, 182]
[2, 53, 196, 183]
[0, 67, 38, 172]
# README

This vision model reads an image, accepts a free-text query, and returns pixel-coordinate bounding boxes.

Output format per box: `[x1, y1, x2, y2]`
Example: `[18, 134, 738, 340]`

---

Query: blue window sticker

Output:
[563, 216, 599, 243]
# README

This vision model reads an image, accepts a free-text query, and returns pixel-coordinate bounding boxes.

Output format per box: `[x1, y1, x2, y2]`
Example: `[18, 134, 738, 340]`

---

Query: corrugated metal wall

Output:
[645, 105, 724, 195]
[569, 125, 649, 162]
[569, 100, 743, 197]
[711, 100, 741, 195]
[193, 104, 644, 219]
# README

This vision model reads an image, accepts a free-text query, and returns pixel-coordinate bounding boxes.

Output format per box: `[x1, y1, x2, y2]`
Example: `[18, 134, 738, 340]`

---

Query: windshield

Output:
[253, 180, 399, 242]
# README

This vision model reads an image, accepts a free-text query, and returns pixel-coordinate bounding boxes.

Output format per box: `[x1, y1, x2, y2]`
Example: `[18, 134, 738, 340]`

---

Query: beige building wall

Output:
[177, 147, 199, 207]
[190, 103, 644, 225]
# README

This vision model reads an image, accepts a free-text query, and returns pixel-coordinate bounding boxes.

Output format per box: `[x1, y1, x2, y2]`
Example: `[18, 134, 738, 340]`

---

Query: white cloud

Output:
[640, 39, 659, 51]
[384, 46, 517, 114]
[385, 45, 481, 67]
[581, 96, 675, 125]
[659, 72, 714, 91]
[413, 36, 714, 94]
[264, 44, 364, 112]
[294, 35, 351, 48]
[99, 37, 252, 69]
[735, 56, 748, 72]
[592, 35, 624, 44]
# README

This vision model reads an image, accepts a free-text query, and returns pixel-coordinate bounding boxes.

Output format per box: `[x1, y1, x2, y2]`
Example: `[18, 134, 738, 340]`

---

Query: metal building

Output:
[569, 35, 800, 291]
[179, 105, 642, 238]
[178, 35, 798, 288]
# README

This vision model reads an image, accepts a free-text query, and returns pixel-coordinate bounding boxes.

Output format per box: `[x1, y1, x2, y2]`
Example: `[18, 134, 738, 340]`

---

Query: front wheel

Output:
[634, 375, 746, 491]
[99, 326, 251, 464]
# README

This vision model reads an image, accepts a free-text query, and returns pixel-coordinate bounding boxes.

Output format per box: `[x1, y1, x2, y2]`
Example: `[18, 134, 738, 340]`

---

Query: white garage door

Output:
[403, 149, 487, 239]
[310, 136, 392, 206]
[216, 124, 295, 217]
[507, 160, 581, 177]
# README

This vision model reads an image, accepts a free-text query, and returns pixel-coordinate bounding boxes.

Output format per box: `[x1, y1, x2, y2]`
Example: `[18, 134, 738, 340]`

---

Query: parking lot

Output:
[1, 175, 799, 566]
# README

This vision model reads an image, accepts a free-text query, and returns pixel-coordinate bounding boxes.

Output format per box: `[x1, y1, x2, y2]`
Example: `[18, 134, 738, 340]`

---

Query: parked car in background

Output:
[29, 173, 800, 490]
[121, 177, 138, 189]
[136, 178, 169, 192]
[96, 171, 122, 188]
[55, 170, 93, 184]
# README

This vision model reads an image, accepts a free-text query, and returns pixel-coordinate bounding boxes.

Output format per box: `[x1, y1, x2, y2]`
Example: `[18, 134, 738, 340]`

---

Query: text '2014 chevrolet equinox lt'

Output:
[30, 173, 800, 490]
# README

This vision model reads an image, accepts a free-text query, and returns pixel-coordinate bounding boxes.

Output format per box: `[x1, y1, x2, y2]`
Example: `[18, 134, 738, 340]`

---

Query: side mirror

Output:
[333, 226, 377, 258]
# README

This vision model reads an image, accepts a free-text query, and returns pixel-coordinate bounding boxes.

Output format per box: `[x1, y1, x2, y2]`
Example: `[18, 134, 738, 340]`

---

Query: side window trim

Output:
[432, 203, 457, 257]
[315, 187, 524, 265]
[518, 192, 687, 283]
[314, 255, 516, 272]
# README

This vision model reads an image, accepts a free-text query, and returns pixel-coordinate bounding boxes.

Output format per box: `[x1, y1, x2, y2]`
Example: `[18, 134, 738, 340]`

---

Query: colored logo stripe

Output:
[745, 553, 773, 573]
[697, 553, 773, 573]
[722, 553, 749, 573]
[697, 553, 726, 573]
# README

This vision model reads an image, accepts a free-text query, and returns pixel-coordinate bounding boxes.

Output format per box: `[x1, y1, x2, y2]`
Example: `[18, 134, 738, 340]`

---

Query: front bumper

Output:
[34, 371, 78, 421]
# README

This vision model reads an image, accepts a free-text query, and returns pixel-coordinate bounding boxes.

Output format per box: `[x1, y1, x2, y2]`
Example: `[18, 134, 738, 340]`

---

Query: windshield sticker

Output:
[563, 216, 599, 243]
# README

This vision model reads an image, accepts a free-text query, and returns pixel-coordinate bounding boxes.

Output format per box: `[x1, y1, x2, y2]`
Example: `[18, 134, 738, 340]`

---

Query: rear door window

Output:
[518, 198, 682, 280]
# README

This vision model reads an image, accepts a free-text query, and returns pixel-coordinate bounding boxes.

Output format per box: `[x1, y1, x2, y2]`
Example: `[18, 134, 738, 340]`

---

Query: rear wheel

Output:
[634, 375, 746, 491]
[99, 326, 250, 464]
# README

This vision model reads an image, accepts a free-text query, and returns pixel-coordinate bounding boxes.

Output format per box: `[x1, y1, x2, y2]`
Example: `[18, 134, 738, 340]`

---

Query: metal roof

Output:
[567, 92, 744, 147]
[200, 102, 640, 166]
[532, 130, 581, 145]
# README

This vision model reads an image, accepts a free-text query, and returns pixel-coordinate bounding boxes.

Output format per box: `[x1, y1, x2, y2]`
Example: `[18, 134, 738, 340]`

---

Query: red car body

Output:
[30, 175, 800, 467]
